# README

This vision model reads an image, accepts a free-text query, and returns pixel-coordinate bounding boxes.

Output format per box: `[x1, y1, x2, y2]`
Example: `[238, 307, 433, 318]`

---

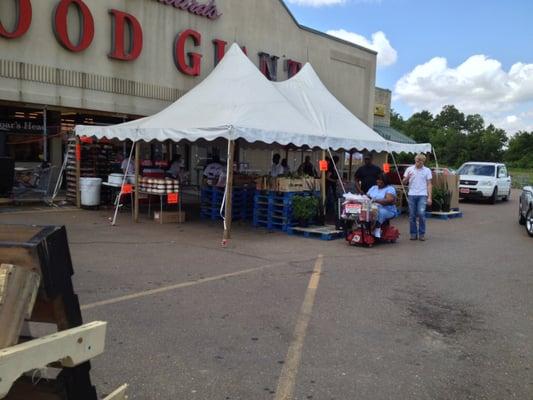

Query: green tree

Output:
[505, 131, 533, 168]
[403, 110, 435, 143]
[390, 109, 405, 132]
[397, 104, 510, 167]
[479, 124, 507, 162]
[435, 105, 466, 131]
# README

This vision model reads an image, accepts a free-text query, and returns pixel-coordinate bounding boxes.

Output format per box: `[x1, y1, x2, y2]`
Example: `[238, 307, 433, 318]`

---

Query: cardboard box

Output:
[154, 211, 185, 224]
[277, 178, 304, 192]
[432, 173, 459, 210]
[255, 176, 276, 191]
[255, 177, 320, 193]
[233, 174, 257, 187]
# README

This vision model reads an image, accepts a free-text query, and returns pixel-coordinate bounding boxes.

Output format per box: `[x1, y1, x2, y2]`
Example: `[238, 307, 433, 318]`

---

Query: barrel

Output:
[80, 177, 102, 206]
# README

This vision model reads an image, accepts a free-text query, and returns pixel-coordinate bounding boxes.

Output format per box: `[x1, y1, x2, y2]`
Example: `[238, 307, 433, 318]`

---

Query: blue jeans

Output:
[377, 206, 396, 225]
[408, 195, 427, 236]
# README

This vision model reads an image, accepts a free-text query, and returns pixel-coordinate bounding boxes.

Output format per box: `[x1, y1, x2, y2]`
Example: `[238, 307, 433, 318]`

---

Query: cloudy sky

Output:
[284, 0, 533, 134]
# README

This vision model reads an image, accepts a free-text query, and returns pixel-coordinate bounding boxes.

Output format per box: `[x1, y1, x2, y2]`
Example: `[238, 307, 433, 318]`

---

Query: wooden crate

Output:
[154, 210, 186, 224]
[0, 264, 40, 349]
[0, 225, 99, 400]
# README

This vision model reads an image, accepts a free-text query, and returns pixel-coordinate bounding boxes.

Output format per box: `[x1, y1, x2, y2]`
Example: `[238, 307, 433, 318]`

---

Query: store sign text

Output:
[0, 0, 301, 79]
[0, 120, 45, 134]
[154, 0, 222, 20]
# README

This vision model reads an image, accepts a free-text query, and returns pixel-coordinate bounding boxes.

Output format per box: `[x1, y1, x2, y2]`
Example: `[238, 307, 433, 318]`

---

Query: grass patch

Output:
[510, 168, 533, 188]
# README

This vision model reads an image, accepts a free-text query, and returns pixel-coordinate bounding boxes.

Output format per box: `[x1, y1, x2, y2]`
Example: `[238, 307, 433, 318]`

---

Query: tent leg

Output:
[111, 143, 135, 226]
[432, 148, 440, 172]
[75, 136, 81, 209]
[348, 151, 353, 183]
[134, 142, 140, 223]
[321, 149, 326, 210]
[223, 140, 235, 242]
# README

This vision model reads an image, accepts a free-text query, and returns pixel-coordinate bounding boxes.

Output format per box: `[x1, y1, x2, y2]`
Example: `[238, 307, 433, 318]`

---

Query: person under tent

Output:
[297, 156, 317, 177]
[281, 158, 290, 175]
[354, 152, 382, 194]
[270, 154, 284, 177]
[203, 155, 224, 185]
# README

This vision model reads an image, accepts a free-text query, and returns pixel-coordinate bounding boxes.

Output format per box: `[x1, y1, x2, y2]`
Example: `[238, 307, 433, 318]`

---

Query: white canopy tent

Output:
[76, 44, 430, 153]
[76, 44, 325, 146]
[273, 63, 431, 154]
[75, 44, 432, 240]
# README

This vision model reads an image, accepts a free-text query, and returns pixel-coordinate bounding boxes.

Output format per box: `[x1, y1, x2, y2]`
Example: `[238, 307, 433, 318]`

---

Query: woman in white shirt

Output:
[121, 156, 135, 176]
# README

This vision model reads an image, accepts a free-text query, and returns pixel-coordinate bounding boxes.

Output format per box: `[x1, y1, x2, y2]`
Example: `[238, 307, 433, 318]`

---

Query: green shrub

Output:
[292, 195, 319, 223]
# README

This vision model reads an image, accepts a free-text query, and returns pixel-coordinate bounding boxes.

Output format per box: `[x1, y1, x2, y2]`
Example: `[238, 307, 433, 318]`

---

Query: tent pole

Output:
[348, 151, 353, 183]
[223, 139, 235, 243]
[321, 149, 326, 209]
[134, 141, 140, 223]
[43, 106, 48, 162]
[75, 136, 81, 208]
[326, 148, 346, 193]
[432, 147, 440, 172]
[111, 143, 135, 226]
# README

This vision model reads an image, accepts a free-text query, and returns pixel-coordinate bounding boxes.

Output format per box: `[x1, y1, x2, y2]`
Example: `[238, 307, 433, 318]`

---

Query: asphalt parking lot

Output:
[1, 191, 531, 400]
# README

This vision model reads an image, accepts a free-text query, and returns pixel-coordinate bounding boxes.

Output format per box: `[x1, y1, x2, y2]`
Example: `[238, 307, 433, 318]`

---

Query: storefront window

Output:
[0, 107, 48, 163]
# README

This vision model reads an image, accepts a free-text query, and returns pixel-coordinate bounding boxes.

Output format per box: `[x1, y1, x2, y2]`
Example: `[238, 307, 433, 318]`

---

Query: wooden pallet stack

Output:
[65, 137, 78, 204]
[200, 186, 255, 221]
[66, 136, 116, 205]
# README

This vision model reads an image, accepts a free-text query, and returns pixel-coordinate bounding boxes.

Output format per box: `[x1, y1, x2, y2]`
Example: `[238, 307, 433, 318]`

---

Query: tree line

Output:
[391, 105, 533, 169]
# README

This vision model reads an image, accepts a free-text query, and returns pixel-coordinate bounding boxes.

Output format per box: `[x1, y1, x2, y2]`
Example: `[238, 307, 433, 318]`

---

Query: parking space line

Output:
[275, 254, 324, 400]
[80, 261, 288, 311]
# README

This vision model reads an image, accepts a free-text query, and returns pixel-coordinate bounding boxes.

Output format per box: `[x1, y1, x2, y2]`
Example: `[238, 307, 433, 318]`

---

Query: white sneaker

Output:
[373, 228, 381, 238]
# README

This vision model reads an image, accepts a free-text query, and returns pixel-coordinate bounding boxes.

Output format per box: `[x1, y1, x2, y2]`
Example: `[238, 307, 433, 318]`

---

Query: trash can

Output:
[80, 177, 102, 206]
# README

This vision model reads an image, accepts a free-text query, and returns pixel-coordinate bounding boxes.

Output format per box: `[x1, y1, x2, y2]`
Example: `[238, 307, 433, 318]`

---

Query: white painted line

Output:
[275, 254, 323, 400]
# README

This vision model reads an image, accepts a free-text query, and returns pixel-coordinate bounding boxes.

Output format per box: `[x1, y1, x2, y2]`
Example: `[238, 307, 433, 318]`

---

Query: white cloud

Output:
[506, 115, 518, 124]
[394, 55, 533, 133]
[326, 29, 397, 67]
[495, 113, 533, 134]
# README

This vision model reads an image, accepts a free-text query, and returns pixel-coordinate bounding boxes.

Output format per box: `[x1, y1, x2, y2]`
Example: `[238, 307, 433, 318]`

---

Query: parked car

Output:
[386, 164, 410, 185]
[431, 167, 455, 175]
[519, 186, 533, 237]
[457, 162, 511, 203]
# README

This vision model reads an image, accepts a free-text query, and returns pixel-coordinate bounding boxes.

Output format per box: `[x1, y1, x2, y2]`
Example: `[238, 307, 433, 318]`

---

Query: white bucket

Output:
[80, 177, 102, 206]
[108, 173, 124, 186]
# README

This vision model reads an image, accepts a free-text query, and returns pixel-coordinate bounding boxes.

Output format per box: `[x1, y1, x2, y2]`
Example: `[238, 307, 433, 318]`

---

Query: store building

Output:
[0, 0, 377, 178]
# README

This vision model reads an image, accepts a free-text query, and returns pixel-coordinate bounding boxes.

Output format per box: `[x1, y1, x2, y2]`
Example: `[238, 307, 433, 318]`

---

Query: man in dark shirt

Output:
[297, 156, 317, 177]
[326, 156, 340, 214]
[355, 153, 382, 194]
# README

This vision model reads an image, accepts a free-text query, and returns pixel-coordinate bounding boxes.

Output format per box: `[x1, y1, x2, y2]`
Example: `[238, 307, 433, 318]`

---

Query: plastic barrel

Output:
[80, 177, 102, 206]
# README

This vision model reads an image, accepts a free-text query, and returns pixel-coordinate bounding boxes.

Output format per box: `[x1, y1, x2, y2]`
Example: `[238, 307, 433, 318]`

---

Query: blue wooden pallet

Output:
[203, 200, 250, 209]
[201, 210, 250, 221]
[203, 186, 252, 193]
[252, 190, 319, 231]
[255, 190, 318, 200]
[286, 225, 344, 241]
[425, 211, 463, 220]
[253, 219, 294, 232]
[202, 194, 251, 203]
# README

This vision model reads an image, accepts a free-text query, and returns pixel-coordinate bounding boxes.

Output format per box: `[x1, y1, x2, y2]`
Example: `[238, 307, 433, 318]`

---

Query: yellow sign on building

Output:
[374, 104, 386, 117]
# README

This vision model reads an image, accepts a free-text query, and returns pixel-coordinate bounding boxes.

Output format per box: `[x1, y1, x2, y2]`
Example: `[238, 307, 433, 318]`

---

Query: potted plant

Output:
[432, 185, 452, 212]
[292, 195, 319, 227]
